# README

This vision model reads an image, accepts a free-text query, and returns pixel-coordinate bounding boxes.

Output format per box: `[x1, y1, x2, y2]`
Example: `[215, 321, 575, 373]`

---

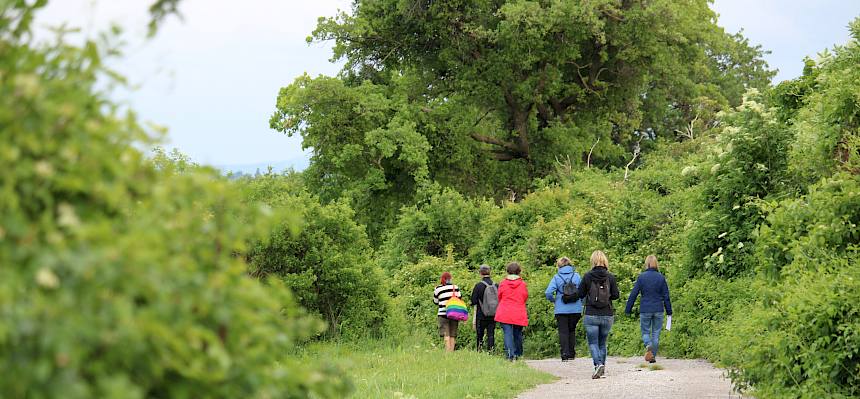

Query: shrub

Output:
[0, 5, 347, 396]
[470, 186, 575, 269]
[788, 19, 860, 185]
[242, 176, 388, 339]
[380, 186, 494, 270]
[687, 90, 793, 277]
[718, 176, 860, 397]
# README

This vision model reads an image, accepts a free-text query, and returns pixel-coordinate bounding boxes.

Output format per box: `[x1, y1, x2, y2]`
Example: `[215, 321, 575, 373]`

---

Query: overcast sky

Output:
[36, 0, 860, 170]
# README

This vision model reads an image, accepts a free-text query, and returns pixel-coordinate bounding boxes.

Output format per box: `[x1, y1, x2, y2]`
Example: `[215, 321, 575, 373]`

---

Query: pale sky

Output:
[36, 1, 860, 171]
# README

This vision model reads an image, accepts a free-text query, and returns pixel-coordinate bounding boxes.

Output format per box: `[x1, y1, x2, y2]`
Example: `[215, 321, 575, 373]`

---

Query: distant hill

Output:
[216, 157, 310, 176]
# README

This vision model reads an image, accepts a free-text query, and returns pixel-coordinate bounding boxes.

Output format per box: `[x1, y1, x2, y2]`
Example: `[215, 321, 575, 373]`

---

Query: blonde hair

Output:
[590, 250, 609, 268]
[556, 257, 571, 267]
[645, 255, 659, 269]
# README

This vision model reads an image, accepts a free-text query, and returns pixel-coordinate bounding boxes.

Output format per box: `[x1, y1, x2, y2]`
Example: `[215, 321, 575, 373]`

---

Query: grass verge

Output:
[300, 341, 556, 398]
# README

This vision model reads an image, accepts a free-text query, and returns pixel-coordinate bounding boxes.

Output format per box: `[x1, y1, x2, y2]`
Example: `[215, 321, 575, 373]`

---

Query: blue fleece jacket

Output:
[624, 268, 673, 315]
[544, 266, 583, 314]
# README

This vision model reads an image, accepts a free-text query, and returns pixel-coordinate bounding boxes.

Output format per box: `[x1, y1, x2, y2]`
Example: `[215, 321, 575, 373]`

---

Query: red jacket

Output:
[494, 276, 529, 326]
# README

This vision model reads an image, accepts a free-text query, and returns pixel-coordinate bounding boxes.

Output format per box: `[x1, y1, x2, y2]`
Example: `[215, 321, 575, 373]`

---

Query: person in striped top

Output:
[433, 272, 461, 352]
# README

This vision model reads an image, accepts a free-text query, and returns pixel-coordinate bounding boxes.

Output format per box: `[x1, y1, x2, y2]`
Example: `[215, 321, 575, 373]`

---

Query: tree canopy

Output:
[271, 0, 772, 240]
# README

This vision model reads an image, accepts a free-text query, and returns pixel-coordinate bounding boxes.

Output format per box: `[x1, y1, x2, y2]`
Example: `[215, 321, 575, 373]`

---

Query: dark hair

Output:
[478, 264, 491, 276]
[506, 262, 521, 275]
[439, 272, 452, 285]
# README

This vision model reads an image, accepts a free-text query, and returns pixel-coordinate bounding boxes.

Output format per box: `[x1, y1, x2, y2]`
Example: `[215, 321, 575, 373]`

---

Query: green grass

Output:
[637, 363, 665, 371]
[300, 341, 556, 398]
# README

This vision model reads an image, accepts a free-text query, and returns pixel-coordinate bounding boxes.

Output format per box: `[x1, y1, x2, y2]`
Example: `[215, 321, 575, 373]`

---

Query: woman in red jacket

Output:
[494, 262, 529, 360]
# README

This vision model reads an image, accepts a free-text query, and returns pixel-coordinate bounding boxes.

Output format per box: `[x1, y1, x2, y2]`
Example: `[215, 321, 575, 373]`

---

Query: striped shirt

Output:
[433, 284, 461, 316]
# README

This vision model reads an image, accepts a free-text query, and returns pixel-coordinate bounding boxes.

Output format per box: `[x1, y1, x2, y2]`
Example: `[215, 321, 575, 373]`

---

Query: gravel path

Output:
[517, 357, 748, 399]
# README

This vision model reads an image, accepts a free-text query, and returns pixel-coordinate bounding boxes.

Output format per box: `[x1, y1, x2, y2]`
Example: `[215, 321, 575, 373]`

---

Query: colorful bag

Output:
[445, 293, 469, 321]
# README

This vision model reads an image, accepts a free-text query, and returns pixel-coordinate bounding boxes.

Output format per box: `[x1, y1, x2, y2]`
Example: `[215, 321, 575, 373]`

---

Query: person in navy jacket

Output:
[544, 256, 583, 362]
[624, 255, 673, 363]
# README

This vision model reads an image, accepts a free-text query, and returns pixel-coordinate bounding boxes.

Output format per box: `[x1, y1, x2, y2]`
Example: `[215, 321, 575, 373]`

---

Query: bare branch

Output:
[624, 135, 644, 181]
[587, 137, 600, 168]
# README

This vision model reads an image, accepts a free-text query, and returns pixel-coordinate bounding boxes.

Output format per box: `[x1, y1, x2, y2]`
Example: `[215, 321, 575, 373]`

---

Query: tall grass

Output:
[301, 340, 556, 398]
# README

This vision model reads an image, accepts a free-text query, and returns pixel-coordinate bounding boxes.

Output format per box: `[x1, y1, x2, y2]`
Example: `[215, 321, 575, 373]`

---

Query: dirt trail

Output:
[518, 357, 748, 399]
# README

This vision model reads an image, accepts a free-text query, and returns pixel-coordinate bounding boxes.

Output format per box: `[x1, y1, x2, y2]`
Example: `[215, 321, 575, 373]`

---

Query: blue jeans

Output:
[640, 312, 664, 357]
[583, 315, 614, 366]
[500, 323, 523, 360]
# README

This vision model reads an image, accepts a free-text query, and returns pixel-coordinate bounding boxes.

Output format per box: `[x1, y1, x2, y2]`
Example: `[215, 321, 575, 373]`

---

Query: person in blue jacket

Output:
[545, 256, 583, 362]
[624, 255, 672, 363]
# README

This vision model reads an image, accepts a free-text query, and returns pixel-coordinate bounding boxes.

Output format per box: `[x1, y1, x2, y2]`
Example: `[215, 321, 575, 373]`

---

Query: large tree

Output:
[270, 0, 772, 240]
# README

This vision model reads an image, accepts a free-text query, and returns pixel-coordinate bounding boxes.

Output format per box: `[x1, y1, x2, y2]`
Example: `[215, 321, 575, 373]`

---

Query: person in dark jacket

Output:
[544, 256, 583, 362]
[470, 264, 497, 352]
[495, 262, 529, 361]
[625, 255, 673, 363]
[576, 250, 620, 379]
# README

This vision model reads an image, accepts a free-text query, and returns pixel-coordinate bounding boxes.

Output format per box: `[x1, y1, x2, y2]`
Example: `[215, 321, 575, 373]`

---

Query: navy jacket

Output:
[624, 268, 672, 315]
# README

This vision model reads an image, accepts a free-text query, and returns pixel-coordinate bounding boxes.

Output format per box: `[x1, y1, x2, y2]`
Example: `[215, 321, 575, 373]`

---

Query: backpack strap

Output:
[558, 273, 572, 285]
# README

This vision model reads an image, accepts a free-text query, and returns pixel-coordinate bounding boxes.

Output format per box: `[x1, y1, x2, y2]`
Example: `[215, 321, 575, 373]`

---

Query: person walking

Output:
[624, 255, 673, 363]
[433, 272, 461, 352]
[577, 250, 620, 379]
[470, 265, 498, 352]
[544, 256, 583, 362]
[494, 262, 529, 361]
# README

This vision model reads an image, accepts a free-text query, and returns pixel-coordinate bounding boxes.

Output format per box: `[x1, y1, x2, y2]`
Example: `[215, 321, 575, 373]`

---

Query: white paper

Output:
[665, 315, 672, 331]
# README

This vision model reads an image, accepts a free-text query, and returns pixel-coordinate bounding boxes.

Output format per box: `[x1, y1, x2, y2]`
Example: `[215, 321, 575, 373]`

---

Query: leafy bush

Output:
[715, 176, 860, 397]
[380, 187, 494, 270]
[0, 5, 347, 397]
[687, 90, 793, 277]
[788, 19, 860, 185]
[469, 186, 575, 269]
[731, 253, 860, 399]
[242, 175, 388, 339]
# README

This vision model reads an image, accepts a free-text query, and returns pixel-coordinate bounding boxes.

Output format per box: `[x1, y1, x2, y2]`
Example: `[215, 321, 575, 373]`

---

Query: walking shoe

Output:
[644, 345, 655, 363]
[649, 356, 656, 364]
[595, 364, 605, 378]
[591, 366, 600, 379]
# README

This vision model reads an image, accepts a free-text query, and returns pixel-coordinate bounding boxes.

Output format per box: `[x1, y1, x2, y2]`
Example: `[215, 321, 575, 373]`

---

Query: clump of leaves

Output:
[0, 4, 348, 397]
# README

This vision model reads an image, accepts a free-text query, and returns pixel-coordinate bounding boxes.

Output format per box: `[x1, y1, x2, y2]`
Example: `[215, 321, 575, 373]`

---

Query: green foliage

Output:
[718, 176, 860, 398]
[756, 176, 860, 279]
[469, 187, 575, 268]
[726, 252, 860, 399]
[242, 174, 388, 338]
[270, 0, 773, 245]
[770, 58, 819, 125]
[314, 0, 771, 168]
[0, 4, 347, 397]
[270, 74, 432, 242]
[686, 90, 793, 277]
[380, 187, 494, 270]
[789, 20, 860, 185]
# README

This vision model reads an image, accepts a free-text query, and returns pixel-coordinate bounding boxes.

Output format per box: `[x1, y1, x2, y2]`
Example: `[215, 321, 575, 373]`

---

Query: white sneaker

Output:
[596, 364, 605, 378]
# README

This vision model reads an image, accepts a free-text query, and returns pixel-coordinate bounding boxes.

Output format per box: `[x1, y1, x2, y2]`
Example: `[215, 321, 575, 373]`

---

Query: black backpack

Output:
[588, 276, 611, 309]
[559, 274, 577, 304]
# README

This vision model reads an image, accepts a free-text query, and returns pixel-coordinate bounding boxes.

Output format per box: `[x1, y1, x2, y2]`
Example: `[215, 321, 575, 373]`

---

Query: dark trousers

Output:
[556, 313, 582, 359]
[476, 317, 496, 351]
